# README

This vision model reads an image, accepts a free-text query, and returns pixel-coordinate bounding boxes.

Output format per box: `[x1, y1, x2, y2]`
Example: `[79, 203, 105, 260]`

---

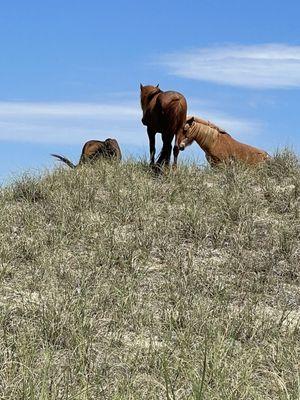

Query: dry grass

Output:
[0, 150, 299, 399]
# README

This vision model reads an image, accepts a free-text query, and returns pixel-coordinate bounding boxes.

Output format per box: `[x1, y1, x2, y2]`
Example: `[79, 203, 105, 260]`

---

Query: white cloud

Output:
[190, 110, 262, 138]
[161, 44, 300, 89]
[0, 102, 144, 146]
[0, 101, 261, 147]
[188, 97, 263, 139]
[0, 102, 139, 118]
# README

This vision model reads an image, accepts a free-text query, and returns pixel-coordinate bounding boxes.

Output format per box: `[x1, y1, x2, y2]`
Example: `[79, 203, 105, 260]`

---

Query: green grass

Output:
[0, 151, 299, 399]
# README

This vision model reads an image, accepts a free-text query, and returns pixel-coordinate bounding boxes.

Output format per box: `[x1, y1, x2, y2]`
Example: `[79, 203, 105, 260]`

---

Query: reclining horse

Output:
[140, 84, 187, 167]
[178, 116, 269, 166]
[52, 138, 122, 168]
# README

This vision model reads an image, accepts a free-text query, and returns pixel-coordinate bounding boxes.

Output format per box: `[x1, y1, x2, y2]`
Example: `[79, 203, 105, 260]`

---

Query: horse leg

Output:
[173, 144, 179, 169]
[147, 128, 156, 165]
[157, 134, 173, 166]
[173, 129, 183, 168]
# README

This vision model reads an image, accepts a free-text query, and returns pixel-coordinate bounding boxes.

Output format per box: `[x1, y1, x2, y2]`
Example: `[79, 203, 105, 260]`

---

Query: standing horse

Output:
[178, 116, 269, 166]
[140, 84, 187, 167]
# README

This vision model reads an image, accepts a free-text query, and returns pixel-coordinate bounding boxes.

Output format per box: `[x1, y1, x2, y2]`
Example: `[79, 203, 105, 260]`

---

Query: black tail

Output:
[51, 154, 76, 169]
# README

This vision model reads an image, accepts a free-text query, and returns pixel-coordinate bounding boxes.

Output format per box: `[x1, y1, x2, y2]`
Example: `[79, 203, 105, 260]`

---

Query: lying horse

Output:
[140, 84, 187, 167]
[178, 116, 269, 166]
[52, 138, 122, 168]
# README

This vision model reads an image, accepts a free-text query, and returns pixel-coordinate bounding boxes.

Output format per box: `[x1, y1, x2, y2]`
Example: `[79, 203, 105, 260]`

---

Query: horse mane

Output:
[146, 87, 162, 102]
[193, 116, 229, 135]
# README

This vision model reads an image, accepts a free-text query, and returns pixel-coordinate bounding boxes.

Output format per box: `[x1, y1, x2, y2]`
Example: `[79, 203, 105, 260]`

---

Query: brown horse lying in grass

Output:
[52, 138, 122, 168]
[140, 84, 187, 167]
[178, 116, 270, 166]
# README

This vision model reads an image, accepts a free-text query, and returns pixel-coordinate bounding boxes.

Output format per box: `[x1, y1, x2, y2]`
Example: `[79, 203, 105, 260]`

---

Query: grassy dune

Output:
[0, 151, 299, 399]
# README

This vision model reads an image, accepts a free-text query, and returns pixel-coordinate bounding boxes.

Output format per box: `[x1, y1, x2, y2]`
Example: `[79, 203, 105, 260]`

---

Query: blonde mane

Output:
[192, 116, 228, 135]
[185, 116, 230, 150]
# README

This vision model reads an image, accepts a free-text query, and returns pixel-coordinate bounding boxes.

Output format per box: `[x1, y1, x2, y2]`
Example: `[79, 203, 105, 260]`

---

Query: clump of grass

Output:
[0, 153, 299, 399]
[9, 173, 46, 203]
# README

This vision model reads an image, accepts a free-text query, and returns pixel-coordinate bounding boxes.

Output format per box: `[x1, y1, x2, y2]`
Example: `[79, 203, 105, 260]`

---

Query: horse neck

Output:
[193, 122, 217, 151]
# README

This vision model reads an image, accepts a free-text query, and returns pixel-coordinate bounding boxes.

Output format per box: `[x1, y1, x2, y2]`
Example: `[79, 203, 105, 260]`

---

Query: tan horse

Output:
[52, 138, 122, 168]
[178, 116, 270, 166]
[140, 84, 187, 167]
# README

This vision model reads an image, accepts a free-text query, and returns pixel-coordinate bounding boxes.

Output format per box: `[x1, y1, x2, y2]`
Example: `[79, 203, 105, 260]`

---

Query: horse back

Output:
[215, 134, 269, 164]
[81, 140, 105, 157]
[157, 91, 186, 109]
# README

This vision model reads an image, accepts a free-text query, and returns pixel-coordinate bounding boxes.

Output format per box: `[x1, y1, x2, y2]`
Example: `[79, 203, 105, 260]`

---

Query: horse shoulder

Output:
[212, 132, 235, 157]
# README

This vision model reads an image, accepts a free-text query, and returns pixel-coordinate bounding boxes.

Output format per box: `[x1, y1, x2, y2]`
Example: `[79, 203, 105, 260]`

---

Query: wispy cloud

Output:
[0, 101, 261, 147]
[0, 102, 139, 118]
[189, 110, 262, 138]
[161, 44, 300, 89]
[189, 99, 263, 140]
[0, 102, 143, 146]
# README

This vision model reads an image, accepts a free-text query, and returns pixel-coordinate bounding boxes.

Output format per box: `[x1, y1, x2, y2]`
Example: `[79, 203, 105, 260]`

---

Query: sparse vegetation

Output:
[0, 151, 299, 399]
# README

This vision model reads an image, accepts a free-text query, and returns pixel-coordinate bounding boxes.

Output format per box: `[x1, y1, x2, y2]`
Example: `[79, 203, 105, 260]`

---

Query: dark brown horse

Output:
[51, 138, 122, 168]
[140, 84, 187, 167]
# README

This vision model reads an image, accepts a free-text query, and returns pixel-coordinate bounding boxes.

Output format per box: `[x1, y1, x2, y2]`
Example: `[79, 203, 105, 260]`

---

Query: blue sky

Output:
[0, 0, 300, 182]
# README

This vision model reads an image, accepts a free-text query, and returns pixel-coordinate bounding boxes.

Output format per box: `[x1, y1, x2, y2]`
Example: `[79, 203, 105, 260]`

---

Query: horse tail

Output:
[51, 154, 76, 169]
[166, 96, 187, 137]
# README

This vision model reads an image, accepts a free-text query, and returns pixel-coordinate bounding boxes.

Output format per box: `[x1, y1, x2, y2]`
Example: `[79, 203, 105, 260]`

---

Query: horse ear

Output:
[156, 84, 159, 88]
[140, 83, 143, 90]
[186, 116, 195, 125]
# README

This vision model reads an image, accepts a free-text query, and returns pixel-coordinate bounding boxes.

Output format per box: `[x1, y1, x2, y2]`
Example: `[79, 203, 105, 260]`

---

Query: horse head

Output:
[179, 116, 195, 150]
[140, 84, 161, 124]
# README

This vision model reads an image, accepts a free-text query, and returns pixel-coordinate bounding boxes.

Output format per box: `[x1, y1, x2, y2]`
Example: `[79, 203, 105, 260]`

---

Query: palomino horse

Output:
[140, 84, 187, 167]
[52, 138, 122, 168]
[178, 116, 269, 166]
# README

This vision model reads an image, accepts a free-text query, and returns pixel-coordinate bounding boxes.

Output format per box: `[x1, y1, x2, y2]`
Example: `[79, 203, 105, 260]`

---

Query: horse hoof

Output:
[151, 163, 163, 174]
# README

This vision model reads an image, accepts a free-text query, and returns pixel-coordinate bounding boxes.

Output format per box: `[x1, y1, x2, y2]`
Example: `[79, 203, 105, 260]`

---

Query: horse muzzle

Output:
[179, 142, 186, 151]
